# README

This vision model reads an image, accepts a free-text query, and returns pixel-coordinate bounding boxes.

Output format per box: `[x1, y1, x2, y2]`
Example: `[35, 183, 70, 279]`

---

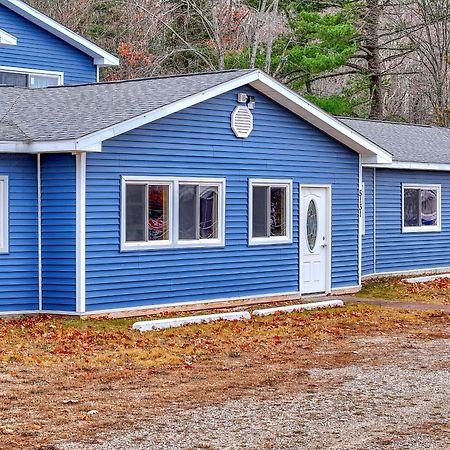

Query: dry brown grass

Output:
[0, 305, 448, 449]
[359, 276, 450, 304]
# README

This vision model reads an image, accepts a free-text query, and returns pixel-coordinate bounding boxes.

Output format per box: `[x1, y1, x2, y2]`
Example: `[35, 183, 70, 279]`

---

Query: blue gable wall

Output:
[0, 154, 38, 312]
[0, 5, 97, 84]
[373, 168, 450, 274]
[84, 86, 360, 312]
[41, 154, 77, 312]
[362, 167, 374, 275]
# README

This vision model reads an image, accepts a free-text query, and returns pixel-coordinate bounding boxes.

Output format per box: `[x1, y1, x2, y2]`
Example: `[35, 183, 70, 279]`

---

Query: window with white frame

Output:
[0, 176, 8, 253]
[249, 179, 292, 245]
[402, 184, 441, 232]
[122, 177, 225, 250]
[0, 66, 63, 88]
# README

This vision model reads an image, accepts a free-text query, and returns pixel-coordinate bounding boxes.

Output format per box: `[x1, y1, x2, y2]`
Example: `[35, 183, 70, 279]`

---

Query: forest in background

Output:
[25, 1, 450, 125]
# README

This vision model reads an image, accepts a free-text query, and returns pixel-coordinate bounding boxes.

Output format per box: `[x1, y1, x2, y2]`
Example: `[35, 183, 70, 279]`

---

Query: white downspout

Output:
[37, 153, 42, 311]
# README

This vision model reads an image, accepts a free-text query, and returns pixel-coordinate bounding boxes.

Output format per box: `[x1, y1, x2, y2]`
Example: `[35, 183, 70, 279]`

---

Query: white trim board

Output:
[0, 175, 8, 253]
[0, 0, 118, 66]
[364, 161, 450, 171]
[0, 70, 393, 163]
[75, 153, 86, 313]
[0, 28, 17, 46]
[362, 266, 450, 279]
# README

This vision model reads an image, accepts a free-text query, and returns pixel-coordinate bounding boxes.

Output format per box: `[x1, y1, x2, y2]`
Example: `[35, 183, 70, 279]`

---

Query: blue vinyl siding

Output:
[85, 86, 360, 311]
[362, 167, 375, 275]
[375, 168, 450, 273]
[0, 5, 96, 84]
[0, 154, 38, 312]
[41, 154, 76, 311]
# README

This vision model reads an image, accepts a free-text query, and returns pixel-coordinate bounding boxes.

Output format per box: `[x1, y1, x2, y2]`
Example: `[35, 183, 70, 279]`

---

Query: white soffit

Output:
[0, 28, 17, 46]
[0, 0, 119, 66]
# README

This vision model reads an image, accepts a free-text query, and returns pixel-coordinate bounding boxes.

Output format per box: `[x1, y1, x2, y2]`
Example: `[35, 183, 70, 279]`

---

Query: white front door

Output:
[301, 186, 330, 294]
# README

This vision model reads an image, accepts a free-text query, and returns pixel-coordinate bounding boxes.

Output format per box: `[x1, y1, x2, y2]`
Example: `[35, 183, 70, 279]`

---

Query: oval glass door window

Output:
[306, 200, 318, 252]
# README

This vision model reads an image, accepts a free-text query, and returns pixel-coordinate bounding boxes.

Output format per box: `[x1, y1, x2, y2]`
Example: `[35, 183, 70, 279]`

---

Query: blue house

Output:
[0, 0, 447, 317]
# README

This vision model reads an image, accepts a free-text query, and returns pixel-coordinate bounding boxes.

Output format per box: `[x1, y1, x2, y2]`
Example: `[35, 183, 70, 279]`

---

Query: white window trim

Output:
[0, 176, 9, 254]
[0, 65, 64, 86]
[121, 176, 226, 251]
[402, 183, 441, 233]
[248, 178, 293, 246]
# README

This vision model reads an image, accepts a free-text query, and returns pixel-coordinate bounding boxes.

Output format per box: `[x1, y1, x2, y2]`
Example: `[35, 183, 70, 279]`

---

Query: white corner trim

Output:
[0, 28, 17, 46]
[358, 155, 362, 286]
[0, 175, 8, 254]
[401, 183, 441, 233]
[75, 153, 86, 313]
[0, 0, 119, 66]
[248, 178, 293, 246]
[37, 154, 42, 310]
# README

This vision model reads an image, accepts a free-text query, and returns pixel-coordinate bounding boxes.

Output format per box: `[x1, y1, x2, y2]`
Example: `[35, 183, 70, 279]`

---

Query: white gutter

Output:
[0, 141, 102, 154]
[364, 161, 450, 172]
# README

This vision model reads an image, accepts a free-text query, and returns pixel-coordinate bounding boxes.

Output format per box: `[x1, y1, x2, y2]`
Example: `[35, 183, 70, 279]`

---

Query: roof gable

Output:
[0, 69, 392, 164]
[0, 0, 118, 66]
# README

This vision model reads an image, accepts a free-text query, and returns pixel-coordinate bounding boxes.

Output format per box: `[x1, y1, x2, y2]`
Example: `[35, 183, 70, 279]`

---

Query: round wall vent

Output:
[231, 105, 253, 138]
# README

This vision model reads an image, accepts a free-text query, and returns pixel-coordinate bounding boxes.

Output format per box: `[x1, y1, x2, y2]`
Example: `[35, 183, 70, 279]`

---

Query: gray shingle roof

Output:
[340, 118, 450, 164]
[0, 69, 255, 142]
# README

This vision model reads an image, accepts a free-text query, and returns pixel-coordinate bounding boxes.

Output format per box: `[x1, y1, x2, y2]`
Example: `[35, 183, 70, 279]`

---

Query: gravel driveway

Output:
[61, 334, 450, 450]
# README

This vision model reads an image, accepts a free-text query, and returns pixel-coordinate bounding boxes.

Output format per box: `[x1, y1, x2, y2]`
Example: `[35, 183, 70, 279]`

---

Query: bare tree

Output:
[407, 0, 450, 126]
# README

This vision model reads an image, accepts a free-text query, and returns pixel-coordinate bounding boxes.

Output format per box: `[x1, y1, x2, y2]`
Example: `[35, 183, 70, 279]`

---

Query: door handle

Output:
[321, 243, 327, 248]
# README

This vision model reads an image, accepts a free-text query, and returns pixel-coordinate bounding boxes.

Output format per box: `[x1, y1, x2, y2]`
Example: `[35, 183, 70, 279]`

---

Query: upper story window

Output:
[0, 176, 9, 254]
[249, 179, 292, 245]
[402, 184, 441, 233]
[122, 177, 225, 251]
[0, 66, 63, 88]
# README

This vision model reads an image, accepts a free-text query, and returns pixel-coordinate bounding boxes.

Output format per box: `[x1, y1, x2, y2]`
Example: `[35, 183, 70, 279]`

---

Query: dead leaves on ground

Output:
[360, 276, 450, 304]
[0, 305, 447, 373]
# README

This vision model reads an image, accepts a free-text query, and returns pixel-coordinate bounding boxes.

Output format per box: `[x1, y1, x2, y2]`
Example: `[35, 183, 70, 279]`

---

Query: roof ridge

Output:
[41, 69, 257, 90]
[339, 116, 435, 128]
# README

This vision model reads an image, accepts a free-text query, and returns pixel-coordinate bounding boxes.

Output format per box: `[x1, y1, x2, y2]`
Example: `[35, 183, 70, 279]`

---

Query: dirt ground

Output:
[0, 306, 449, 450]
[65, 334, 450, 450]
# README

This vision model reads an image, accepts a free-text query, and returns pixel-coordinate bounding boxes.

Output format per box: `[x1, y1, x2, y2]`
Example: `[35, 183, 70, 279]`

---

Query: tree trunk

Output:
[366, 0, 383, 119]
[264, 0, 278, 73]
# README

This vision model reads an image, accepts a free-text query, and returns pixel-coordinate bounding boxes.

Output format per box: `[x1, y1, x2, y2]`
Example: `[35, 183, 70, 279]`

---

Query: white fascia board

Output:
[363, 161, 450, 172]
[0, 28, 17, 46]
[74, 70, 394, 162]
[250, 73, 392, 164]
[74, 71, 263, 149]
[0, 0, 119, 66]
[0, 140, 101, 153]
